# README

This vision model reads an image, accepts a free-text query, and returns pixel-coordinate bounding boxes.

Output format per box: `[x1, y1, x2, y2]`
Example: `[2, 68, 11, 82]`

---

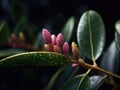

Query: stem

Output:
[71, 59, 120, 79]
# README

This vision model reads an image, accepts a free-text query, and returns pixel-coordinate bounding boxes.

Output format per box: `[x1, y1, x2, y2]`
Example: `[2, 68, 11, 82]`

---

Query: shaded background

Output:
[0, 0, 120, 90]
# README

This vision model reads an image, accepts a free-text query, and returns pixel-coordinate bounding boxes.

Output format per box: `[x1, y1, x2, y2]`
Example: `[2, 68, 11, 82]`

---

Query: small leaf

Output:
[59, 74, 90, 90]
[0, 49, 25, 57]
[100, 41, 119, 73]
[61, 16, 75, 42]
[0, 22, 10, 44]
[115, 20, 120, 50]
[90, 75, 105, 90]
[0, 52, 70, 70]
[77, 10, 105, 60]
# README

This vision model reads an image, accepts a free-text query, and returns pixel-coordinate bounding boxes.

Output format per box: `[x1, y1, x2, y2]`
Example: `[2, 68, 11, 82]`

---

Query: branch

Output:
[71, 59, 120, 79]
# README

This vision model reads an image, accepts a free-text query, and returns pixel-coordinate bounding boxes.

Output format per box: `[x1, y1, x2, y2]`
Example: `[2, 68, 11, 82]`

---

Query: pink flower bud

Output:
[51, 34, 56, 45]
[53, 45, 61, 53]
[63, 42, 69, 54]
[56, 33, 64, 47]
[42, 28, 52, 44]
[72, 63, 78, 67]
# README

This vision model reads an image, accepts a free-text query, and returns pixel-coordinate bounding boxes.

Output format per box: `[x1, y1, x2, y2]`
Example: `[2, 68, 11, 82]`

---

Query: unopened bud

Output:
[42, 28, 52, 44]
[71, 42, 80, 59]
[51, 34, 56, 45]
[56, 33, 64, 47]
[11, 34, 17, 41]
[63, 42, 69, 54]
[53, 45, 61, 53]
[72, 63, 78, 67]
[44, 44, 52, 51]
[19, 32, 25, 42]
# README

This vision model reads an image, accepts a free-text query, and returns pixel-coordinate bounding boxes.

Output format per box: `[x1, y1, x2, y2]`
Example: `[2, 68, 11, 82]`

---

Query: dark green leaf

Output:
[115, 20, 120, 50]
[45, 64, 79, 90]
[77, 10, 105, 60]
[14, 16, 28, 35]
[0, 22, 10, 44]
[100, 41, 119, 73]
[45, 67, 64, 90]
[34, 31, 45, 48]
[61, 16, 75, 42]
[90, 75, 105, 90]
[59, 74, 90, 90]
[0, 49, 25, 57]
[0, 52, 70, 70]
[56, 64, 79, 88]
[10, 0, 27, 22]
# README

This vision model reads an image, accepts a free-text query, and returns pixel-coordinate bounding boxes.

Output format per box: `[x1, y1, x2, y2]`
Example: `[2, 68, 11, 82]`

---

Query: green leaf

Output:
[59, 74, 90, 90]
[45, 64, 79, 90]
[0, 52, 70, 70]
[0, 49, 25, 57]
[56, 64, 79, 88]
[14, 16, 28, 35]
[90, 75, 105, 90]
[0, 22, 10, 44]
[115, 20, 120, 50]
[61, 16, 75, 42]
[77, 10, 105, 60]
[34, 31, 44, 48]
[10, 0, 27, 22]
[45, 67, 64, 90]
[100, 41, 119, 73]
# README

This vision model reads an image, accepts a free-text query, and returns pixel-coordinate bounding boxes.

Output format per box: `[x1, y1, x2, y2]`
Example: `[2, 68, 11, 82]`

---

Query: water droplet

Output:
[48, 53, 51, 57]
[49, 57, 52, 59]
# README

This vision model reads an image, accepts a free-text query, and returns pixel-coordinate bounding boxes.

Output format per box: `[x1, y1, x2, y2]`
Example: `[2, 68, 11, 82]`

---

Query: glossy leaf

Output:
[56, 64, 79, 88]
[45, 64, 79, 90]
[59, 74, 90, 90]
[45, 67, 64, 90]
[100, 41, 119, 73]
[115, 20, 120, 50]
[61, 16, 75, 42]
[90, 75, 105, 90]
[77, 10, 105, 60]
[0, 49, 25, 57]
[0, 22, 10, 44]
[0, 52, 70, 70]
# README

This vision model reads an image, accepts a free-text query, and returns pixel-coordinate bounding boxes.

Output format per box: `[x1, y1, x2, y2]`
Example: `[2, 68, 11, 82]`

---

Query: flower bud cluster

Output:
[42, 28, 69, 55]
[42, 28, 80, 67]
[7, 32, 38, 50]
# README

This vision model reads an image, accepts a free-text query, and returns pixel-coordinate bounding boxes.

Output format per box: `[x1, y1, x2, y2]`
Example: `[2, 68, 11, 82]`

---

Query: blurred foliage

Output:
[0, 0, 120, 90]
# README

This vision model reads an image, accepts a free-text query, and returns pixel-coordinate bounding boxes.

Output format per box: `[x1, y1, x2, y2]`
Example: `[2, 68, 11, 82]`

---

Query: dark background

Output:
[0, 0, 120, 90]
